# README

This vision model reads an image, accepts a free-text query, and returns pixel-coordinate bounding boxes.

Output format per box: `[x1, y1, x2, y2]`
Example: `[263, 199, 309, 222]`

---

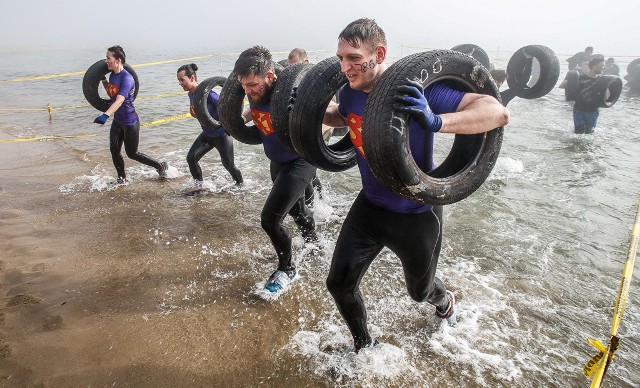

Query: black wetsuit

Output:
[106, 69, 161, 179]
[187, 91, 243, 183]
[109, 116, 162, 179]
[326, 82, 464, 350]
[250, 99, 317, 271]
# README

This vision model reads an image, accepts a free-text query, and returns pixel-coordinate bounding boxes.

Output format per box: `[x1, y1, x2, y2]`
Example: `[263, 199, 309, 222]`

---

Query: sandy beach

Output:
[0, 133, 333, 387]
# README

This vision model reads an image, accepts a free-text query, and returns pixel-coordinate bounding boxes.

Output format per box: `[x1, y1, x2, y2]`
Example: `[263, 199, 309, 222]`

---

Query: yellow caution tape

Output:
[0, 49, 333, 83]
[0, 91, 188, 112]
[0, 112, 192, 143]
[585, 198, 640, 387]
[0, 134, 98, 143]
[140, 112, 191, 127]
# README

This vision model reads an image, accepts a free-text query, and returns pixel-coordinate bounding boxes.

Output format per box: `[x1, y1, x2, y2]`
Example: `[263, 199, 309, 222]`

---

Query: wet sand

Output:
[0, 135, 330, 387]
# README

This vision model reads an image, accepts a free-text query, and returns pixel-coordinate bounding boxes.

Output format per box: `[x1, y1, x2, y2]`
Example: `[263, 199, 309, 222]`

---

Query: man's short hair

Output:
[288, 48, 308, 63]
[588, 56, 605, 69]
[233, 45, 274, 78]
[338, 18, 387, 51]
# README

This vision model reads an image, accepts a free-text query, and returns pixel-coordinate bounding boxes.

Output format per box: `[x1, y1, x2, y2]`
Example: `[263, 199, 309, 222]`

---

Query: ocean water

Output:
[0, 45, 639, 387]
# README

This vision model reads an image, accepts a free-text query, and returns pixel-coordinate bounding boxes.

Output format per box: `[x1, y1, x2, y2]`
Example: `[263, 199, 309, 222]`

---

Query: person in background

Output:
[285, 47, 325, 203]
[93, 45, 168, 184]
[559, 56, 609, 134]
[234, 46, 319, 293]
[177, 63, 243, 192]
[287, 48, 309, 65]
[602, 57, 620, 76]
[566, 46, 593, 71]
[320, 18, 509, 353]
[490, 69, 507, 89]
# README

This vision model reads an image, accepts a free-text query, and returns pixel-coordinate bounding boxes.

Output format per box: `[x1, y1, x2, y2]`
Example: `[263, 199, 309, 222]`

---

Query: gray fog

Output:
[1, 0, 637, 57]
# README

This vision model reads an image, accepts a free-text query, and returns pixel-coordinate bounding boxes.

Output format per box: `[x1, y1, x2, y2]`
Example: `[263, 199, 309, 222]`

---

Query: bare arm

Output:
[559, 79, 568, 89]
[242, 108, 252, 124]
[438, 93, 509, 135]
[323, 101, 347, 128]
[104, 94, 125, 117]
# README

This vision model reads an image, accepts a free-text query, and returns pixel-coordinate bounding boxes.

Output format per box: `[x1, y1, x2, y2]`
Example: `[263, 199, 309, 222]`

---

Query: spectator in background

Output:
[287, 48, 309, 66]
[602, 57, 620, 76]
[490, 69, 507, 89]
[566, 46, 593, 71]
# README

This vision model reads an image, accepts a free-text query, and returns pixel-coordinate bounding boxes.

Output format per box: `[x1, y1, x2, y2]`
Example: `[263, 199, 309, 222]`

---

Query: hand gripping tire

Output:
[564, 70, 580, 101]
[450, 44, 491, 70]
[363, 50, 504, 205]
[82, 59, 139, 112]
[217, 72, 262, 145]
[193, 76, 226, 129]
[596, 75, 622, 108]
[506, 45, 559, 99]
[288, 57, 356, 172]
[270, 62, 313, 152]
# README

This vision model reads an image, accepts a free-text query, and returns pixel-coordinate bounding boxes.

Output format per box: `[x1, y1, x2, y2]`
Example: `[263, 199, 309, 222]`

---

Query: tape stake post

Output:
[586, 198, 640, 387]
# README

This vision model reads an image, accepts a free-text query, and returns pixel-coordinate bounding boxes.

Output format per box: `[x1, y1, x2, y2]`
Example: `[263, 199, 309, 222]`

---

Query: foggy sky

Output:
[1, 0, 637, 57]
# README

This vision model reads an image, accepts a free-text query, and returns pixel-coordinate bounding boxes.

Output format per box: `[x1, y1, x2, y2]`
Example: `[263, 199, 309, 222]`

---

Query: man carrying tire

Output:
[321, 18, 509, 352]
[233, 46, 319, 294]
[560, 56, 610, 134]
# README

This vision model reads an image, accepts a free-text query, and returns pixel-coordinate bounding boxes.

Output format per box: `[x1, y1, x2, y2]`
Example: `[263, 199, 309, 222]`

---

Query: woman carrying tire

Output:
[317, 19, 509, 353]
[177, 64, 243, 192]
[91, 45, 168, 183]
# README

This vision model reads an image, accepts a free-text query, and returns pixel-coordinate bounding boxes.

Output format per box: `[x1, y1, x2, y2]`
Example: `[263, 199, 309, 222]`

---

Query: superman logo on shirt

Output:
[347, 113, 365, 158]
[106, 83, 119, 99]
[251, 108, 274, 136]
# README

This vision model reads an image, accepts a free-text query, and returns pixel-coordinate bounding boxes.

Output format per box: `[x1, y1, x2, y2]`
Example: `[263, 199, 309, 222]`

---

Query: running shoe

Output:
[264, 267, 297, 293]
[435, 291, 457, 327]
[158, 161, 169, 178]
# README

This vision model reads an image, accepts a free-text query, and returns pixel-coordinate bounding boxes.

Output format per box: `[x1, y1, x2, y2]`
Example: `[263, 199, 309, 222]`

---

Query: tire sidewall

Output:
[82, 59, 139, 112]
[363, 50, 504, 205]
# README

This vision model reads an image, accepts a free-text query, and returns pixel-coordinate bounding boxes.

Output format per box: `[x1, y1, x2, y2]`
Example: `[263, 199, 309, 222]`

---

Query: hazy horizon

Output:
[1, 0, 638, 58]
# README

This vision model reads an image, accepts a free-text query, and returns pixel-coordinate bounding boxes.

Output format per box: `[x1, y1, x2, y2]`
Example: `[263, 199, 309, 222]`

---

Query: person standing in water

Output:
[560, 56, 610, 134]
[93, 45, 168, 183]
[177, 63, 243, 192]
[234, 46, 319, 293]
[320, 18, 509, 352]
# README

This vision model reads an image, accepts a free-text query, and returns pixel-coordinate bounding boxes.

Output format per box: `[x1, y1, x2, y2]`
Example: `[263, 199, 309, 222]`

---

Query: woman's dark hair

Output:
[107, 45, 126, 64]
[177, 63, 198, 81]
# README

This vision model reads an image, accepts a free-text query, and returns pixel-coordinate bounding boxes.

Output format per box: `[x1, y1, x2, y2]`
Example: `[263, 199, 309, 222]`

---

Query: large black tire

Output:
[596, 75, 623, 108]
[270, 62, 313, 152]
[450, 44, 491, 70]
[217, 72, 262, 145]
[82, 60, 139, 112]
[363, 50, 504, 205]
[506, 45, 559, 99]
[193, 76, 226, 129]
[564, 70, 580, 101]
[289, 57, 356, 172]
[626, 58, 640, 76]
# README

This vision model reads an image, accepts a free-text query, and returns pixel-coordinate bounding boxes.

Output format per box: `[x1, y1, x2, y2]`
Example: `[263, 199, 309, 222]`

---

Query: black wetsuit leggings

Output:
[109, 119, 161, 179]
[187, 132, 243, 183]
[326, 192, 446, 349]
[262, 158, 317, 270]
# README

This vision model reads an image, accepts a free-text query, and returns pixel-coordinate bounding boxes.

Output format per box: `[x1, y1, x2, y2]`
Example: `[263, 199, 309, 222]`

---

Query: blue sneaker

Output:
[264, 267, 297, 293]
[435, 291, 457, 327]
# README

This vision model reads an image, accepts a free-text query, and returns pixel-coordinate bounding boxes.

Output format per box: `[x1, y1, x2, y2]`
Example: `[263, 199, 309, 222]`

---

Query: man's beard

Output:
[247, 84, 274, 105]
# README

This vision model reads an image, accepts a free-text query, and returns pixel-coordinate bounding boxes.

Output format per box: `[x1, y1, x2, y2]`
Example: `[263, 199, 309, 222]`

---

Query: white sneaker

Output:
[435, 291, 457, 327]
[264, 267, 297, 293]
